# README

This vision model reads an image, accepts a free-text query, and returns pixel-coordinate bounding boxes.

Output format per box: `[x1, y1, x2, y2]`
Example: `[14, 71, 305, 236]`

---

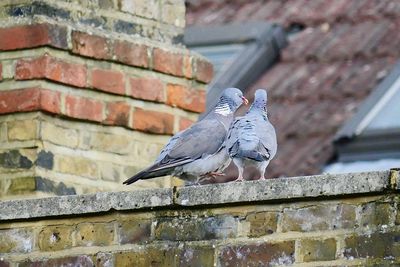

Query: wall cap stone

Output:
[1, 170, 399, 220]
[0, 188, 173, 220]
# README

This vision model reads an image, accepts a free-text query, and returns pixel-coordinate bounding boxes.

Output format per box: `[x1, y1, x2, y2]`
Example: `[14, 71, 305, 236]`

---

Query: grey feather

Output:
[226, 89, 277, 181]
[123, 87, 247, 185]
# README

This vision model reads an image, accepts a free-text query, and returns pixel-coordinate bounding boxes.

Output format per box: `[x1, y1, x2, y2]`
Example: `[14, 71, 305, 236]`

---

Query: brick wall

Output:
[0, 0, 213, 199]
[0, 171, 399, 266]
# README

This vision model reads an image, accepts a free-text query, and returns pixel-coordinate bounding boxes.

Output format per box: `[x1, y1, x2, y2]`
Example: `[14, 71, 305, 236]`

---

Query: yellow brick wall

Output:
[0, 113, 185, 199]
[1, 171, 399, 266]
[0, 194, 399, 266]
[0, 0, 212, 199]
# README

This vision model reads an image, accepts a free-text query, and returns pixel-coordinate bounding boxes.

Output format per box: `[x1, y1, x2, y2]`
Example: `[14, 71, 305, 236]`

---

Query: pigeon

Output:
[225, 89, 277, 181]
[123, 88, 248, 185]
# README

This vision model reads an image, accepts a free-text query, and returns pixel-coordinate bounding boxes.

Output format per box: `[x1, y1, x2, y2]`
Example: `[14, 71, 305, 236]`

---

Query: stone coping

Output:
[1, 170, 398, 220]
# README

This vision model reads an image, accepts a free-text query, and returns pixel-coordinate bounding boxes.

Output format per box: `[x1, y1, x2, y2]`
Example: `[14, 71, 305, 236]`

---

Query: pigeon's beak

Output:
[241, 96, 249, 105]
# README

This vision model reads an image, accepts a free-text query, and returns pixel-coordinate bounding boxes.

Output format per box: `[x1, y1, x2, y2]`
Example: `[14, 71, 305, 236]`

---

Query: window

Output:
[184, 22, 287, 114]
[191, 44, 246, 77]
[326, 61, 400, 173]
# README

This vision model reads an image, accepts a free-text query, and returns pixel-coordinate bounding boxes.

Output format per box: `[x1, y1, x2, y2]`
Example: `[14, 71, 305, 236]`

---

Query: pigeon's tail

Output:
[123, 158, 193, 185]
[123, 166, 172, 185]
[237, 150, 266, 162]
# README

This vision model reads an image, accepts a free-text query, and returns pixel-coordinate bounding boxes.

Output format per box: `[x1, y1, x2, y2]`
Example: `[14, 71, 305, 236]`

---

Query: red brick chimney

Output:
[0, 0, 213, 199]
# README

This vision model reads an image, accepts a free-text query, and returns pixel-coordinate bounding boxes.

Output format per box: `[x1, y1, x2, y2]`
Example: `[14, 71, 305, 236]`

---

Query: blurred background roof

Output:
[185, 0, 400, 179]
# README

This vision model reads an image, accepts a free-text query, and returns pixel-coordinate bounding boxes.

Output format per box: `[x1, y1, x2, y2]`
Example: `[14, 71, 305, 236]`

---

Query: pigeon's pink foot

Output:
[258, 176, 266, 180]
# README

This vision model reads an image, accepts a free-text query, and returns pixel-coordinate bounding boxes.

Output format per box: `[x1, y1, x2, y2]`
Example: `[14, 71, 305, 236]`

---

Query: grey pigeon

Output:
[123, 88, 248, 185]
[226, 89, 277, 181]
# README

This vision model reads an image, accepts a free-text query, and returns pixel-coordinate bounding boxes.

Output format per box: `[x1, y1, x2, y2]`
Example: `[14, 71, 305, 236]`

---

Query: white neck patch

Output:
[215, 103, 232, 116]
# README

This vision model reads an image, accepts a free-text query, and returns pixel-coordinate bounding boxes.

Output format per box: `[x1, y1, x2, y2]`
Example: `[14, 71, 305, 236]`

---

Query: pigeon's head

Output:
[215, 88, 248, 116]
[251, 89, 268, 111]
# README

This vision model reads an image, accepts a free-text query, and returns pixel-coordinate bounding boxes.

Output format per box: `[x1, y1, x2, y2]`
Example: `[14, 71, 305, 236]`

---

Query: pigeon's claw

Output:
[234, 177, 244, 182]
[209, 172, 225, 177]
[241, 96, 249, 105]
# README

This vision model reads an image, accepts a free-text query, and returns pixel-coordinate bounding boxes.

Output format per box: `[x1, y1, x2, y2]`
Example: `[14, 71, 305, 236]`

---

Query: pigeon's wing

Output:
[166, 118, 227, 161]
[227, 115, 277, 161]
[123, 118, 227, 185]
[255, 118, 277, 159]
[155, 132, 183, 163]
[225, 117, 244, 157]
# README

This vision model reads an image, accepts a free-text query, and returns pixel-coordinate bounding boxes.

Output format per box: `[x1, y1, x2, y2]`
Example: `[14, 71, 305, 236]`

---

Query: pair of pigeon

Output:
[123, 88, 277, 185]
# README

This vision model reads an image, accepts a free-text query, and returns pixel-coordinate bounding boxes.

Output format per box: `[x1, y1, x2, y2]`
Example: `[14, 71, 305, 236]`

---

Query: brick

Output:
[183, 54, 193, 78]
[114, 40, 149, 68]
[179, 117, 194, 131]
[75, 222, 115, 246]
[0, 228, 34, 253]
[0, 88, 40, 114]
[41, 121, 79, 148]
[396, 202, 400, 225]
[15, 56, 46, 80]
[91, 69, 125, 95]
[40, 89, 62, 114]
[0, 149, 34, 169]
[55, 155, 98, 178]
[88, 132, 132, 154]
[119, 0, 159, 20]
[298, 238, 337, 262]
[0, 88, 60, 115]
[218, 241, 295, 266]
[333, 204, 357, 229]
[7, 120, 38, 141]
[9, 177, 36, 193]
[105, 101, 130, 127]
[20, 256, 94, 267]
[92, 252, 114, 267]
[113, 20, 138, 35]
[72, 31, 112, 60]
[65, 95, 104, 122]
[0, 24, 68, 51]
[195, 58, 214, 83]
[167, 84, 205, 113]
[99, 161, 121, 182]
[35, 177, 76, 195]
[7, 2, 71, 19]
[16, 55, 87, 88]
[344, 232, 400, 259]
[161, 2, 185, 27]
[360, 202, 394, 227]
[99, 0, 114, 8]
[179, 245, 215, 267]
[132, 108, 174, 134]
[38, 225, 73, 251]
[36, 150, 54, 170]
[129, 77, 165, 102]
[118, 219, 151, 244]
[154, 215, 237, 241]
[115, 247, 177, 266]
[133, 142, 165, 163]
[0, 122, 6, 142]
[281, 205, 333, 232]
[246, 211, 278, 237]
[153, 48, 183, 76]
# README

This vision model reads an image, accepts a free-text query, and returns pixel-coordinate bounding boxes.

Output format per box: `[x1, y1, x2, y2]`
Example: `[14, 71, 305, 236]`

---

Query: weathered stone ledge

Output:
[1, 170, 398, 220]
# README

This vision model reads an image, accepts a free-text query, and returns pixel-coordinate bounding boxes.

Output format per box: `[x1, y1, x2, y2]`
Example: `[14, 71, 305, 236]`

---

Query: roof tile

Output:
[186, 0, 399, 179]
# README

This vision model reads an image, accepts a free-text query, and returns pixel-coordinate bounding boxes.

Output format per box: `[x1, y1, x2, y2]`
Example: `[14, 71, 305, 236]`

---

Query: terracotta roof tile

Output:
[231, 1, 264, 22]
[186, 0, 400, 179]
[187, 0, 400, 27]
